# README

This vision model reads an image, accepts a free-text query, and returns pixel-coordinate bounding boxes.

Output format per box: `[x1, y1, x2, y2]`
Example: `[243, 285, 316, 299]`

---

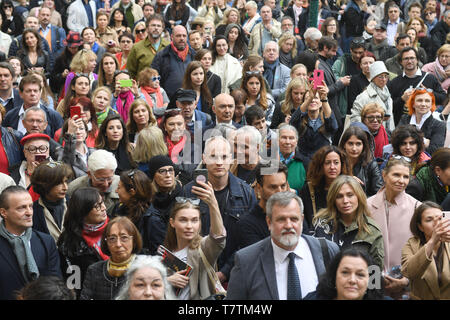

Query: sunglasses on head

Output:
[175, 197, 200, 205]
[391, 154, 411, 163]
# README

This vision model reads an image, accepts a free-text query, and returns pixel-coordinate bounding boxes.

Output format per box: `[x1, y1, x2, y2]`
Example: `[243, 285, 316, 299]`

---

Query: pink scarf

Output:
[116, 91, 135, 123]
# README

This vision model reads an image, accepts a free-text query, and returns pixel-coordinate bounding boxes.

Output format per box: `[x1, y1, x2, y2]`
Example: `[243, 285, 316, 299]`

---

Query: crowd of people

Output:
[0, 0, 449, 301]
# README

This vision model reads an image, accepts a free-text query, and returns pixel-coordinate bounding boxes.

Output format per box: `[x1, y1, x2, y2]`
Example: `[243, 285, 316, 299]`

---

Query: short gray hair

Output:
[304, 27, 322, 41]
[204, 135, 232, 155]
[23, 106, 47, 122]
[235, 125, 262, 147]
[245, 0, 258, 9]
[266, 191, 303, 220]
[115, 255, 176, 300]
[263, 41, 279, 53]
[278, 123, 298, 140]
[87, 150, 118, 172]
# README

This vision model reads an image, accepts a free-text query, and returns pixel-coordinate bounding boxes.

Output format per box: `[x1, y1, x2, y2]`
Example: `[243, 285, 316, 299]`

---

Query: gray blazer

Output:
[271, 63, 291, 101]
[226, 235, 339, 300]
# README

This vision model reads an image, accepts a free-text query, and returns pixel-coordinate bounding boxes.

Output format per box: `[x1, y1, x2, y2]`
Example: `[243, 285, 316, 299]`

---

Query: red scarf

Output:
[166, 135, 186, 164]
[170, 41, 189, 61]
[82, 216, 110, 261]
[116, 91, 135, 123]
[373, 125, 390, 159]
[141, 86, 164, 109]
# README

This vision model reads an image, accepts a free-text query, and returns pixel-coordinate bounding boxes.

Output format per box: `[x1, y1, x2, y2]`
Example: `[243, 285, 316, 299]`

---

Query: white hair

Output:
[23, 107, 47, 122]
[263, 41, 279, 53]
[235, 125, 262, 147]
[87, 149, 118, 172]
[115, 255, 177, 300]
[278, 123, 299, 140]
[245, 0, 258, 9]
[304, 27, 322, 41]
[204, 135, 232, 155]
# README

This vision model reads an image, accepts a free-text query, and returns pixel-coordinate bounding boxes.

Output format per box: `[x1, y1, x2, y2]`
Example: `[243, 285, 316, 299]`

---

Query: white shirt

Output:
[272, 237, 318, 300]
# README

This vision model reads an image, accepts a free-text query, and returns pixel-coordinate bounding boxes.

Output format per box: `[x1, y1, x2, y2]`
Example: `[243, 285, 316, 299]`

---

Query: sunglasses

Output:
[175, 197, 200, 205]
[151, 76, 161, 82]
[391, 154, 411, 163]
[127, 170, 136, 184]
[135, 29, 146, 34]
[364, 115, 383, 123]
[245, 71, 261, 76]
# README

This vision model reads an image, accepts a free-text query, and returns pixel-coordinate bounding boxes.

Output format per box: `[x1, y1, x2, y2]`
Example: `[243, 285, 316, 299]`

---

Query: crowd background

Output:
[0, 0, 449, 301]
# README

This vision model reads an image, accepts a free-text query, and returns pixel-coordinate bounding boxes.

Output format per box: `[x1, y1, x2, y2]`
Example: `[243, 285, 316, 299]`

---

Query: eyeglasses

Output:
[75, 72, 90, 77]
[93, 199, 105, 211]
[245, 71, 261, 76]
[3, 5, 13, 9]
[91, 174, 113, 183]
[376, 74, 389, 80]
[391, 154, 411, 163]
[105, 235, 133, 244]
[127, 170, 136, 184]
[135, 29, 146, 34]
[151, 76, 161, 82]
[175, 197, 200, 205]
[364, 115, 383, 122]
[157, 167, 174, 175]
[425, 12, 435, 15]
[25, 145, 49, 153]
[45, 160, 64, 168]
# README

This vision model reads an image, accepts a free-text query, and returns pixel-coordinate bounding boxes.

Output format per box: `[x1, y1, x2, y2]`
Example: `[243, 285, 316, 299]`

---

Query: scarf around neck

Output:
[97, 107, 112, 126]
[0, 220, 39, 282]
[433, 57, 447, 83]
[42, 197, 65, 230]
[171, 41, 189, 61]
[107, 253, 136, 277]
[82, 216, 109, 260]
[116, 91, 135, 123]
[369, 82, 390, 102]
[141, 85, 164, 109]
[263, 59, 279, 89]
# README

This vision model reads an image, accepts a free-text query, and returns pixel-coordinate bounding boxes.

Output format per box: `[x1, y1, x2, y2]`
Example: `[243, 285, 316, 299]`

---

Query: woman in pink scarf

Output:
[422, 44, 450, 91]
[112, 70, 143, 123]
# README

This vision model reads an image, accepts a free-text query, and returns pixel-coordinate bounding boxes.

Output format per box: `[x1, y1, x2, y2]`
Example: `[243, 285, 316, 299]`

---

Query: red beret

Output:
[20, 133, 51, 146]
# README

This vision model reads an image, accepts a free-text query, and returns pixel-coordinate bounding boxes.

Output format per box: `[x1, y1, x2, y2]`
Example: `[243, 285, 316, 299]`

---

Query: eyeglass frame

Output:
[135, 28, 146, 34]
[156, 167, 175, 175]
[24, 145, 49, 154]
[175, 197, 200, 205]
[364, 115, 383, 123]
[93, 199, 105, 211]
[151, 76, 161, 82]
[390, 154, 412, 163]
[91, 173, 114, 183]
[105, 234, 133, 244]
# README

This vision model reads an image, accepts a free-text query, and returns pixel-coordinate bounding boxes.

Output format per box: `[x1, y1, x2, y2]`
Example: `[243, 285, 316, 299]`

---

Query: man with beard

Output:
[227, 191, 339, 300]
[127, 14, 170, 79]
[152, 25, 196, 99]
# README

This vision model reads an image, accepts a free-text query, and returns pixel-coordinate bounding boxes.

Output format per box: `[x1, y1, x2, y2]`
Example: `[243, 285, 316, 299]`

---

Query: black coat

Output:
[398, 114, 446, 155]
[352, 159, 384, 197]
[0, 230, 61, 300]
[206, 71, 221, 98]
[431, 20, 450, 56]
[299, 181, 328, 234]
[80, 260, 126, 300]
[237, 204, 270, 250]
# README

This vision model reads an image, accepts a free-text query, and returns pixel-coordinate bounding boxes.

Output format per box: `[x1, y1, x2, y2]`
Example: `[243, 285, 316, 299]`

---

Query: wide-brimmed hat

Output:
[63, 31, 83, 48]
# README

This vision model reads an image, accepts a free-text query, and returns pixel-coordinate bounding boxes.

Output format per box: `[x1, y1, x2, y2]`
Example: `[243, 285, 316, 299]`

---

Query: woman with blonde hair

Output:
[278, 33, 297, 69]
[63, 49, 98, 99]
[215, 7, 240, 36]
[133, 126, 168, 175]
[422, 44, 450, 91]
[164, 185, 225, 300]
[271, 77, 307, 129]
[312, 175, 385, 269]
[126, 99, 157, 144]
[133, 21, 147, 43]
[92, 86, 117, 127]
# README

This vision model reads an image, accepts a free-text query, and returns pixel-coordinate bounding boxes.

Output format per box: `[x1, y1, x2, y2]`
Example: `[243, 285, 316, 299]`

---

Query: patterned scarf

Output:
[170, 41, 189, 61]
[107, 253, 136, 277]
[97, 107, 112, 126]
[82, 216, 110, 261]
[116, 91, 135, 123]
[0, 221, 39, 282]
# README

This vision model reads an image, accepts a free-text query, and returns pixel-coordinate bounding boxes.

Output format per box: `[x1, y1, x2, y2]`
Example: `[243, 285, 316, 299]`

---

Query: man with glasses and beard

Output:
[227, 191, 339, 300]
[67, 150, 120, 215]
[127, 14, 170, 79]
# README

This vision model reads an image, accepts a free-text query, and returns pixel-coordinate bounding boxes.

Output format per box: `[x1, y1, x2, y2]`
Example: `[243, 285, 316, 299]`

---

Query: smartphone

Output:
[193, 169, 208, 187]
[119, 79, 133, 88]
[70, 105, 82, 119]
[35, 155, 47, 163]
[313, 69, 324, 90]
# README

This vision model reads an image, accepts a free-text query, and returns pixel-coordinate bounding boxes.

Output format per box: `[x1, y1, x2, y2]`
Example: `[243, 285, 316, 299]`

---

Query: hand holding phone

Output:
[313, 70, 324, 90]
[35, 155, 47, 163]
[119, 79, 133, 88]
[70, 105, 82, 119]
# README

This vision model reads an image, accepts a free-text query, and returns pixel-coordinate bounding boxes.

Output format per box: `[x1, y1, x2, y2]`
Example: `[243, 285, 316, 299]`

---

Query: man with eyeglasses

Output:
[127, 14, 170, 79]
[67, 150, 120, 215]
[388, 47, 446, 125]
[174, 88, 212, 135]
[2, 74, 63, 138]
[280, 16, 306, 52]
[383, 3, 402, 46]
[182, 135, 257, 286]
[385, 34, 415, 77]
[424, 7, 438, 37]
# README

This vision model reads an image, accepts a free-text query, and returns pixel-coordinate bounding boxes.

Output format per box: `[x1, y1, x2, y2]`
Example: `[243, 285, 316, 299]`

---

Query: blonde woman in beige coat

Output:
[164, 181, 225, 300]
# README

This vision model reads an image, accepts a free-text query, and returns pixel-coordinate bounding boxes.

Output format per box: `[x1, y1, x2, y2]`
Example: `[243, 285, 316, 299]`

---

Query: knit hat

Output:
[147, 155, 175, 180]
[369, 61, 389, 81]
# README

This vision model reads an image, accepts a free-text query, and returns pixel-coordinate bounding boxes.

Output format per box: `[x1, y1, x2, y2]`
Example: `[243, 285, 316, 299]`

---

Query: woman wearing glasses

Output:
[116, 32, 135, 71]
[95, 114, 135, 175]
[352, 61, 395, 132]
[422, 44, 450, 91]
[367, 156, 420, 299]
[360, 103, 390, 160]
[0, 0, 24, 36]
[164, 182, 225, 300]
[398, 89, 445, 156]
[133, 22, 147, 43]
[81, 216, 143, 300]
[57, 187, 109, 297]
[137, 68, 169, 120]
[30, 161, 73, 243]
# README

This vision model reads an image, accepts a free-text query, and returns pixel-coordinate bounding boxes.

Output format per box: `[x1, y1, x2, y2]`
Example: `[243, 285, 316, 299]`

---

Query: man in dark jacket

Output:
[174, 88, 212, 134]
[2, 74, 64, 138]
[0, 62, 22, 113]
[151, 25, 196, 99]
[182, 135, 257, 285]
[430, 10, 450, 56]
[0, 126, 23, 175]
[0, 186, 61, 300]
[364, 23, 397, 61]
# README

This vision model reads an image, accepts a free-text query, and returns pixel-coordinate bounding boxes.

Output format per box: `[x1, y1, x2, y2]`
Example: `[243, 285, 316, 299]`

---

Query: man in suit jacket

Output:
[317, 36, 350, 139]
[227, 191, 339, 300]
[38, 7, 66, 59]
[174, 88, 212, 135]
[0, 186, 61, 300]
[263, 41, 291, 102]
[0, 62, 23, 113]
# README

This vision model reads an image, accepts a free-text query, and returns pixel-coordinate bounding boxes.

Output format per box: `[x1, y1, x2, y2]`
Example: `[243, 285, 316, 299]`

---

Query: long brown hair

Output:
[182, 61, 213, 113]
[307, 145, 350, 188]
[241, 72, 268, 110]
[119, 170, 152, 224]
[164, 201, 202, 251]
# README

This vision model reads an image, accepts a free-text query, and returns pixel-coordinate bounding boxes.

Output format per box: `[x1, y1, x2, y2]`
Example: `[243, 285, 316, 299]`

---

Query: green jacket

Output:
[287, 156, 306, 195]
[332, 53, 350, 117]
[127, 37, 170, 79]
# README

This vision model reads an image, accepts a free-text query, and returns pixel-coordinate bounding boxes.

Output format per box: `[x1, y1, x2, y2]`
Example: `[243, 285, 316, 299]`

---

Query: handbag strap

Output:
[198, 246, 219, 285]
[307, 181, 317, 217]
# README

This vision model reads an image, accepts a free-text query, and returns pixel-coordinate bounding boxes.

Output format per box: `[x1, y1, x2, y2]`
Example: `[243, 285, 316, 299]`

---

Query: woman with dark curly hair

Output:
[109, 7, 131, 36]
[164, 0, 190, 31]
[305, 247, 386, 300]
